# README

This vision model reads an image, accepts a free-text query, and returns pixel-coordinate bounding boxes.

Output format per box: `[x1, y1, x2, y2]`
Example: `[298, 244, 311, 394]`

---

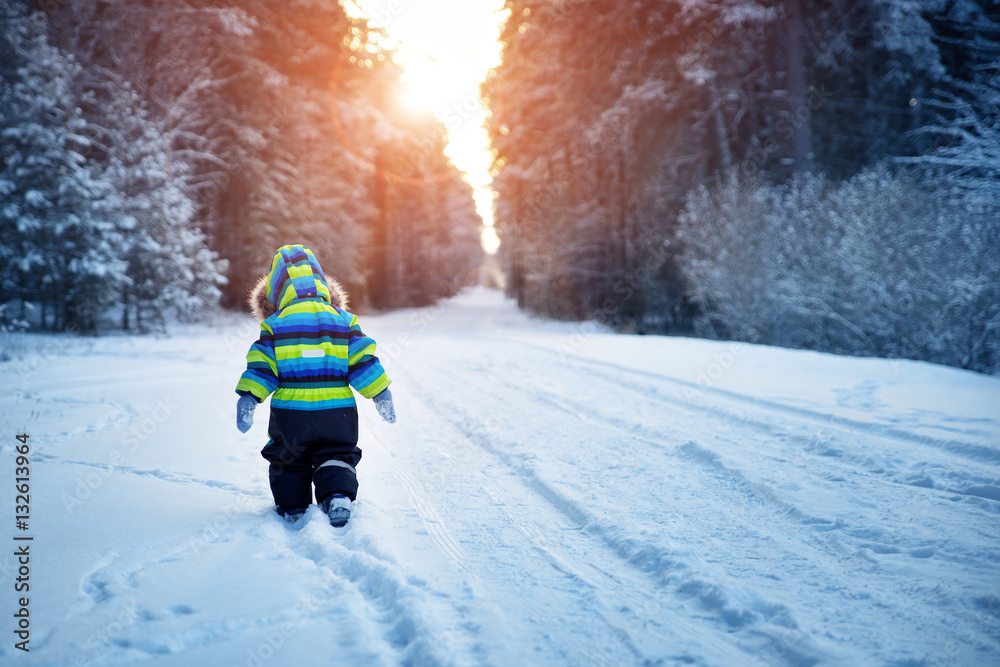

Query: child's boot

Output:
[276, 506, 307, 524]
[321, 494, 352, 527]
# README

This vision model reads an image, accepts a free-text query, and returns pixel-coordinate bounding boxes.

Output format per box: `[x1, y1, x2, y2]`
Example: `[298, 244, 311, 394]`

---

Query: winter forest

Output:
[2, 0, 999, 374]
[484, 0, 1000, 374]
[0, 0, 483, 334]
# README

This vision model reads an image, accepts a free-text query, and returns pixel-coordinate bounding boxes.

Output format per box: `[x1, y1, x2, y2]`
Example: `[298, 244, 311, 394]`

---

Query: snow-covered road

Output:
[2, 289, 998, 666]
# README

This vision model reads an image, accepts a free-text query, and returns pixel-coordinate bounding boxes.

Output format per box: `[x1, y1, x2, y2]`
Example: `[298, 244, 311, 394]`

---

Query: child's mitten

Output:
[373, 388, 396, 424]
[236, 394, 257, 433]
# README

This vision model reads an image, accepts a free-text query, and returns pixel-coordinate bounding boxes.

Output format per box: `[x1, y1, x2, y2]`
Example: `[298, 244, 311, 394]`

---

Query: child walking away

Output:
[234, 244, 396, 527]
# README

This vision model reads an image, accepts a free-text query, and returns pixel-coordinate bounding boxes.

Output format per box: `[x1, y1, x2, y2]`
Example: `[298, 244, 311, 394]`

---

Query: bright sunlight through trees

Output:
[341, 0, 506, 254]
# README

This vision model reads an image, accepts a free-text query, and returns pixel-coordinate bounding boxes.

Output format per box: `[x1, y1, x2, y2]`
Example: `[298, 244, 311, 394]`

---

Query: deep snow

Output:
[1, 288, 998, 666]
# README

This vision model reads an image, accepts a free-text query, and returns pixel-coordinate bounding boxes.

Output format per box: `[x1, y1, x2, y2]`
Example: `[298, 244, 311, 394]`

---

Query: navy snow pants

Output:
[261, 405, 362, 513]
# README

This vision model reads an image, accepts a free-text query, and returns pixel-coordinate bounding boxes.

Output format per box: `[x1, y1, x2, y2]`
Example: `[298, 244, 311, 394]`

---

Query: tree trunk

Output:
[370, 147, 389, 309]
[785, 0, 812, 172]
[122, 289, 130, 331]
[707, 83, 733, 173]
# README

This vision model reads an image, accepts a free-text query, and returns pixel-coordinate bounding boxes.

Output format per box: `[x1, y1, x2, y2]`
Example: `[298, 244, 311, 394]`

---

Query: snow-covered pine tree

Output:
[89, 73, 227, 332]
[0, 3, 124, 332]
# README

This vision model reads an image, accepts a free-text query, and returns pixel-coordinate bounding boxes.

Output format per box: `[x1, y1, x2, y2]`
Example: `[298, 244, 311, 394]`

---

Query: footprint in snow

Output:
[800, 516, 844, 532]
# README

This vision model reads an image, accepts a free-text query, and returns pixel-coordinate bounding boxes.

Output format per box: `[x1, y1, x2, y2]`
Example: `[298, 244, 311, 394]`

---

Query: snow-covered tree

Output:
[90, 75, 227, 331]
[1, 2, 229, 332]
[676, 168, 1000, 373]
[59, 0, 479, 311]
[0, 0, 481, 334]
[483, 0, 995, 372]
[902, 2, 1000, 194]
[0, 3, 124, 331]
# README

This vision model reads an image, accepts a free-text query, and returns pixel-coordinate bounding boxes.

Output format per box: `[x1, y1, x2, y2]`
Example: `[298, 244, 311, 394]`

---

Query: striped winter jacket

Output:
[235, 245, 391, 411]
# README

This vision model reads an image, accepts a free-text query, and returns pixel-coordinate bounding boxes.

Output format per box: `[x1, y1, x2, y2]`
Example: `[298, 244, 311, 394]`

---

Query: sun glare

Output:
[342, 0, 507, 255]
[395, 58, 449, 113]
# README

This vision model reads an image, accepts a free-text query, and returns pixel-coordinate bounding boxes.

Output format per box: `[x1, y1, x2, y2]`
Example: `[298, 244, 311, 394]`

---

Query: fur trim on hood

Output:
[247, 273, 350, 321]
[248, 274, 276, 321]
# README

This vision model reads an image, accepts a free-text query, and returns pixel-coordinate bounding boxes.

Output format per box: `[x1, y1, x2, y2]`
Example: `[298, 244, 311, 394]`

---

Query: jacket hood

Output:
[247, 244, 348, 320]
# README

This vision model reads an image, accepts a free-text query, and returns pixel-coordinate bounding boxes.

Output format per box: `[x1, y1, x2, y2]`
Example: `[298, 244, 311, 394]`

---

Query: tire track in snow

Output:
[394, 363, 832, 666]
[413, 354, 851, 534]
[431, 357, 932, 522]
[433, 336, 1000, 536]
[359, 384, 661, 665]
[384, 371, 763, 665]
[482, 334, 1000, 465]
[400, 340, 1000, 659]
[398, 336, 1000, 665]
[454, 340, 984, 527]
[436, 344, 1000, 554]
[469, 471, 671, 667]
[465, 469, 770, 667]
[669, 437, 1000, 660]
[361, 417, 468, 570]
